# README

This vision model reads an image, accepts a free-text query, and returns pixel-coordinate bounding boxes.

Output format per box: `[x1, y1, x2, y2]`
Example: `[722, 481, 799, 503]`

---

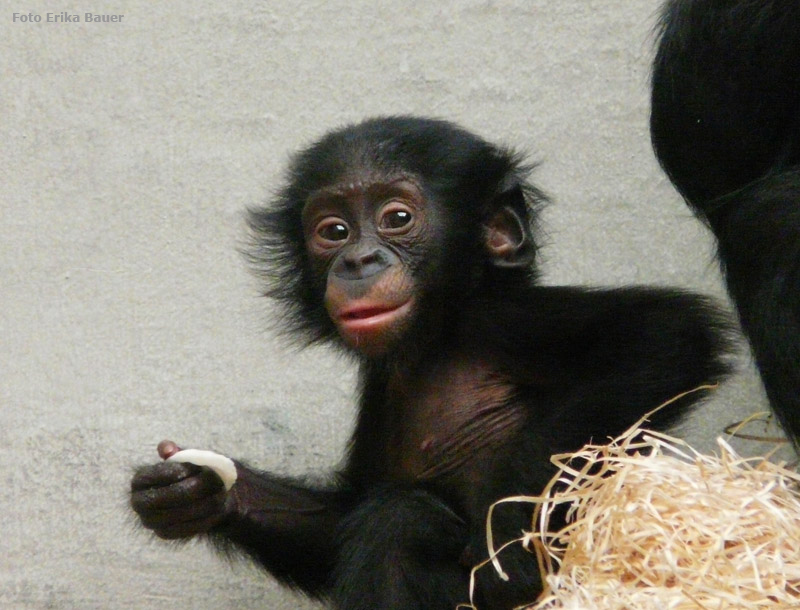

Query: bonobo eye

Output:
[378, 202, 414, 234]
[315, 218, 350, 245]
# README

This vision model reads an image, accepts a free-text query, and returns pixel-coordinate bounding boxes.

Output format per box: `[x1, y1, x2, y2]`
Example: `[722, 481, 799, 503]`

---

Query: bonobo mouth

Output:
[336, 300, 412, 334]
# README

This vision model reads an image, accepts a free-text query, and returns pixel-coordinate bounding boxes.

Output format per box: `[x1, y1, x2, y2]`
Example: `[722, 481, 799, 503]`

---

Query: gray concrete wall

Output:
[1, 1, 789, 609]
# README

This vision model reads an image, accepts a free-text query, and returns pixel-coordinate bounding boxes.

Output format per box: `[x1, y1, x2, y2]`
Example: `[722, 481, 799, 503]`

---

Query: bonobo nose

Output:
[334, 248, 392, 281]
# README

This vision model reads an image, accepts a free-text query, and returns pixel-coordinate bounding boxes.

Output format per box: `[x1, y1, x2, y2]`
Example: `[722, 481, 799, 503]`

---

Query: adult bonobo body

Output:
[131, 117, 731, 609]
[651, 0, 800, 450]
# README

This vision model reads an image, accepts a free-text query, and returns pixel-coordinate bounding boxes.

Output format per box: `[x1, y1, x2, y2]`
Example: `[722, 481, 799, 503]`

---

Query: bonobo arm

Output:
[209, 465, 348, 595]
[466, 285, 733, 445]
[131, 450, 350, 596]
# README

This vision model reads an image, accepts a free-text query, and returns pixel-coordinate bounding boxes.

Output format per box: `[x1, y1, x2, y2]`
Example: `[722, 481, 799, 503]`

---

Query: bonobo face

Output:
[302, 174, 433, 356]
[246, 117, 541, 351]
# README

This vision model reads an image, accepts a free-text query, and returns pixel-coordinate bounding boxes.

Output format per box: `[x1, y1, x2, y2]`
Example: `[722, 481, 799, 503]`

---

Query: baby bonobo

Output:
[131, 116, 731, 610]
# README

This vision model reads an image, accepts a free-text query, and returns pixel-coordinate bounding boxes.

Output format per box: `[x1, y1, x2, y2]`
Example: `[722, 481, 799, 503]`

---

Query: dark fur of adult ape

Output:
[651, 0, 800, 450]
[131, 116, 732, 609]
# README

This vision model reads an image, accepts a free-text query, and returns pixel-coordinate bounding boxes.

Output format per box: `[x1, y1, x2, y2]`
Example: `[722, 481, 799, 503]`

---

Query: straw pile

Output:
[480, 417, 800, 610]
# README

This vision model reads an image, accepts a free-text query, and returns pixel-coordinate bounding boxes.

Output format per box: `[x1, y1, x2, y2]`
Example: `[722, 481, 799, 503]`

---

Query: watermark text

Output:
[12, 12, 124, 23]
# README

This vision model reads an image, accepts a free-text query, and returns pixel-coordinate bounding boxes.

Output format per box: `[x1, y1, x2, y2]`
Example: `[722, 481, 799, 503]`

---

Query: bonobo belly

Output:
[385, 355, 527, 505]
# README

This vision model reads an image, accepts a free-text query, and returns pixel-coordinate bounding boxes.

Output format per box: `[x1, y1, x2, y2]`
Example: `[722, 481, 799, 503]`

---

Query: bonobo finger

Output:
[153, 513, 228, 540]
[167, 448, 237, 491]
[130, 461, 200, 492]
[131, 465, 224, 511]
[135, 488, 229, 535]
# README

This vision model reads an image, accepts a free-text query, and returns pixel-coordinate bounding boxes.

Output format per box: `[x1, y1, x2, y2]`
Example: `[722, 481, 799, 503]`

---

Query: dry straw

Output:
[466, 400, 800, 610]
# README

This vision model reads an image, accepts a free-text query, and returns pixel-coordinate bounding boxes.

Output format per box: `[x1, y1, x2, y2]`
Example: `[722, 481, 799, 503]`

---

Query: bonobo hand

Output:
[130, 440, 236, 539]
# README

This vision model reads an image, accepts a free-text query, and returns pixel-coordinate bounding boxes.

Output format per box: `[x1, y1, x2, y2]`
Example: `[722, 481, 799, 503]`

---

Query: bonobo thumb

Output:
[157, 439, 182, 460]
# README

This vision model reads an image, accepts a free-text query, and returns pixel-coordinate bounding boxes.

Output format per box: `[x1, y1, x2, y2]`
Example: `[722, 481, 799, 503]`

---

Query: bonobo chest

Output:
[383, 354, 527, 489]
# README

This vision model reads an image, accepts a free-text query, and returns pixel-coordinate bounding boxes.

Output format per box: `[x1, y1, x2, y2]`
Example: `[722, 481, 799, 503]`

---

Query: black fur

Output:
[651, 0, 800, 449]
[132, 116, 733, 609]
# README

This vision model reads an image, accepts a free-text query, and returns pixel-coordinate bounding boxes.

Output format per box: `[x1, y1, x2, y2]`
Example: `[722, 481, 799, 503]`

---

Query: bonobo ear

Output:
[483, 186, 534, 268]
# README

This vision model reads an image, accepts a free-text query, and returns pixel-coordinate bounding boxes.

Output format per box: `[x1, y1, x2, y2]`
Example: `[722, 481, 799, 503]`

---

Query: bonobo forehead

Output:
[302, 174, 424, 223]
[287, 116, 519, 206]
[308, 172, 421, 200]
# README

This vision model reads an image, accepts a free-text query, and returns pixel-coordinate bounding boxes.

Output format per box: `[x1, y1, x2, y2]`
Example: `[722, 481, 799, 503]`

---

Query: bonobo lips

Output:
[336, 300, 412, 334]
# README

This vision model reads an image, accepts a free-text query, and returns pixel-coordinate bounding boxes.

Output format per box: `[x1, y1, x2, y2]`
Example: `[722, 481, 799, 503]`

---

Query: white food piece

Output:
[167, 449, 237, 491]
